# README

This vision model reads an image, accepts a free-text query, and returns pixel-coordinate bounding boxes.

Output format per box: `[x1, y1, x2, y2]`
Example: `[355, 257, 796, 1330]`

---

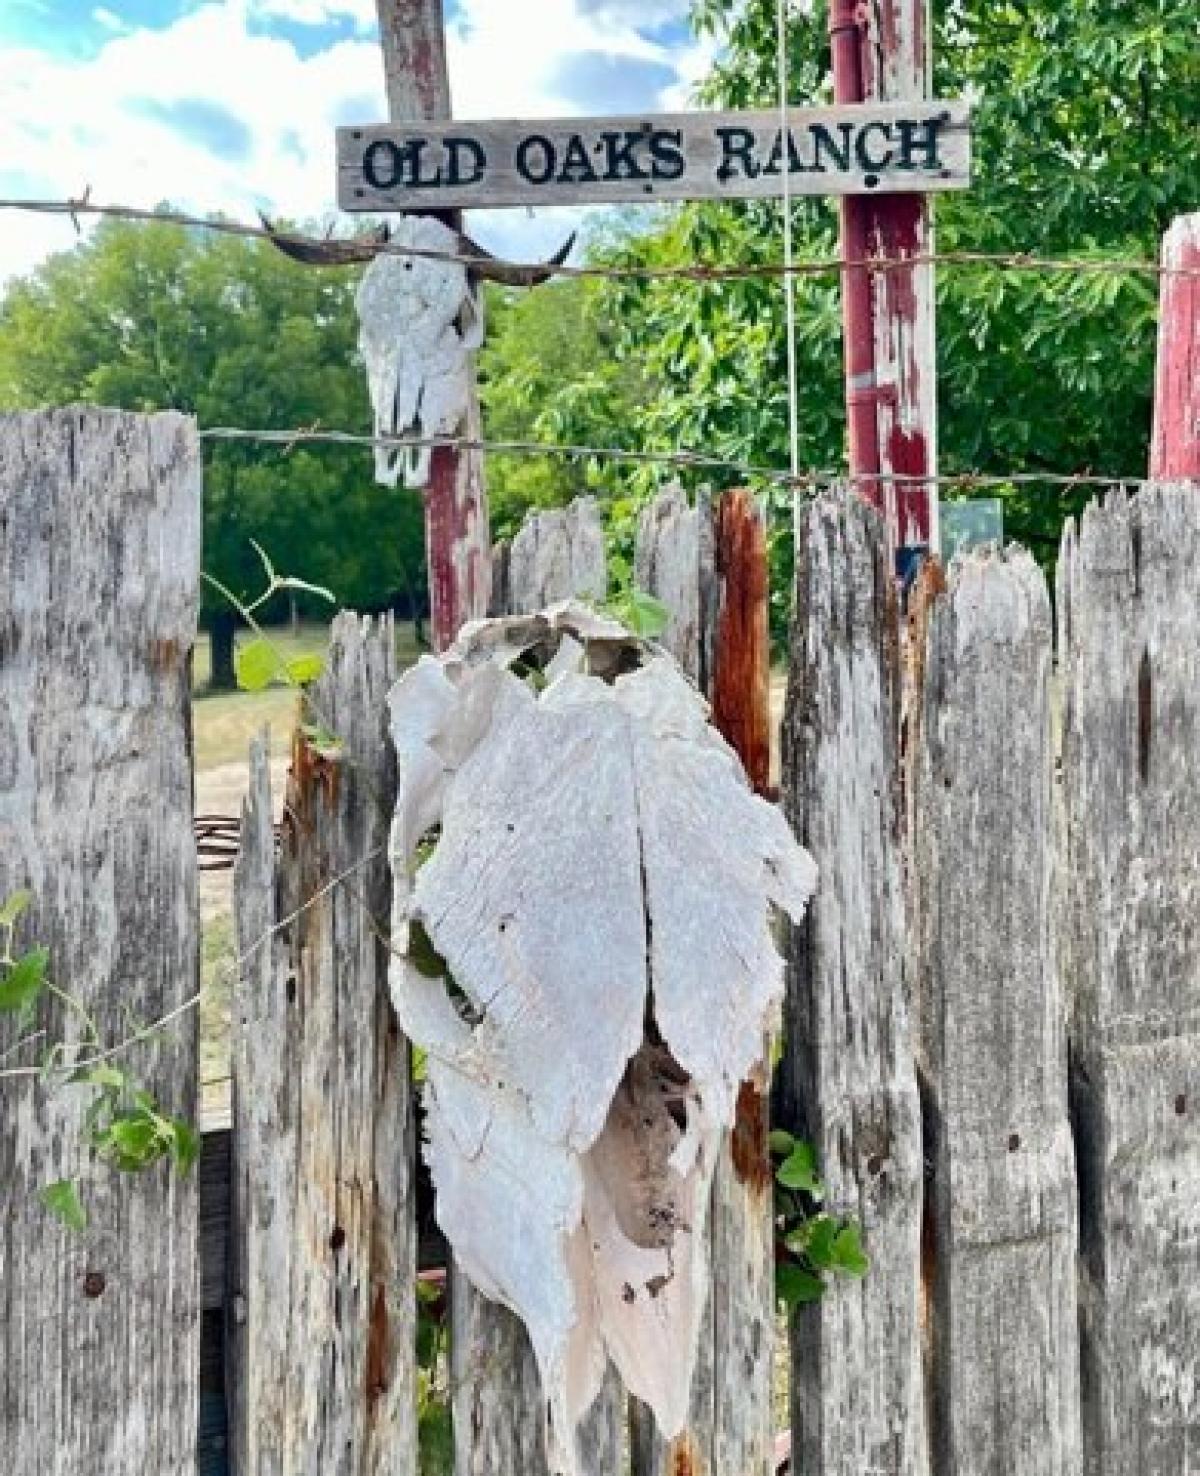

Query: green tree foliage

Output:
[478, 265, 653, 539]
[493, 0, 1192, 604]
[0, 216, 426, 685]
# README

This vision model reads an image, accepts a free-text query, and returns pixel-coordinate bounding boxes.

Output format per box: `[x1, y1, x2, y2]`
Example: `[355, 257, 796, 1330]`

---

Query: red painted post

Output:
[375, 0, 491, 650]
[1150, 214, 1200, 481]
[830, 0, 938, 569]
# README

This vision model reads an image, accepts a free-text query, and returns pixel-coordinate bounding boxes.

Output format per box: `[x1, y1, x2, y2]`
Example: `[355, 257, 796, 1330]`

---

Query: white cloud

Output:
[249, 0, 377, 31]
[0, 0, 714, 288]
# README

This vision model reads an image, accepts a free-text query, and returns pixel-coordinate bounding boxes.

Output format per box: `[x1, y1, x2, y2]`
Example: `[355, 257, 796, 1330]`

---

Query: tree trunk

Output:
[209, 608, 238, 691]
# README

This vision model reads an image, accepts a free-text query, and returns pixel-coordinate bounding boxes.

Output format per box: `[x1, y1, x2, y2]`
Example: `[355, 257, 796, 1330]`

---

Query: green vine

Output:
[770, 1130, 869, 1308]
[2, 889, 199, 1231]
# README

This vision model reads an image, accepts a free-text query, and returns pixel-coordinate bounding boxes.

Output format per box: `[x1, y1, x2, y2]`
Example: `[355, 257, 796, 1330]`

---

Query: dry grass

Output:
[194, 618, 423, 1124]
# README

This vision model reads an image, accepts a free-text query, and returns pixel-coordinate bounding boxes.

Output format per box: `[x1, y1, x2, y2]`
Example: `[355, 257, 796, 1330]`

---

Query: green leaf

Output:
[804, 1215, 840, 1271]
[776, 1262, 825, 1309]
[0, 948, 49, 1013]
[286, 653, 325, 687]
[170, 1118, 201, 1176]
[276, 575, 337, 605]
[235, 639, 283, 692]
[830, 1223, 870, 1278]
[776, 1140, 823, 1197]
[0, 889, 32, 927]
[626, 590, 669, 639]
[41, 1178, 87, 1231]
[768, 1129, 796, 1158]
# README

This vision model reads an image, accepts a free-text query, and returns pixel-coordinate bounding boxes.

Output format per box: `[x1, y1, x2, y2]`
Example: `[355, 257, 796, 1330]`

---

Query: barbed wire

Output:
[198, 424, 1164, 495]
[2, 195, 1195, 285]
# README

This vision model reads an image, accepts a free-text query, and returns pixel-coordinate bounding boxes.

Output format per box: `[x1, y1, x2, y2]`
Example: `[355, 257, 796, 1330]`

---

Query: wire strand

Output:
[776, 0, 802, 482]
[197, 424, 1173, 494]
[1, 195, 1194, 284]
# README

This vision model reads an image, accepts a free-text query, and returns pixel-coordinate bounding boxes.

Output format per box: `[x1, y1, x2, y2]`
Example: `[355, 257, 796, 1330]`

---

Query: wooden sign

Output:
[338, 100, 971, 212]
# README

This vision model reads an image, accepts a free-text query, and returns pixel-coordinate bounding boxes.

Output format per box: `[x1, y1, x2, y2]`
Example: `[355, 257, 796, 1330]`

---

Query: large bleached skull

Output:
[356, 215, 483, 490]
[389, 603, 817, 1476]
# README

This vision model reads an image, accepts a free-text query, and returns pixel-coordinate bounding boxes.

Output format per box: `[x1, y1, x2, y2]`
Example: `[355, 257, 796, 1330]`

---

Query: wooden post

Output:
[629, 487, 776, 1476]
[453, 497, 622, 1476]
[374, 0, 490, 650]
[0, 407, 202, 1472]
[229, 616, 414, 1475]
[1058, 485, 1200, 1472]
[830, 0, 938, 563]
[1150, 213, 1200, 480]
[781, 491, 927, 1475]
[912, 549, 1081, 1474]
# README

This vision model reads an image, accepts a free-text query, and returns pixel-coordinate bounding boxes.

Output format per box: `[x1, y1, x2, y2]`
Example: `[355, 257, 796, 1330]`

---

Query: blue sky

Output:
[0, 0, 720, 284]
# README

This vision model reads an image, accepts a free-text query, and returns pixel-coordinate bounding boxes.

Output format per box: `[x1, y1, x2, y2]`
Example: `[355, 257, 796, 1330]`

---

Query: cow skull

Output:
[259, 214, 574, 490]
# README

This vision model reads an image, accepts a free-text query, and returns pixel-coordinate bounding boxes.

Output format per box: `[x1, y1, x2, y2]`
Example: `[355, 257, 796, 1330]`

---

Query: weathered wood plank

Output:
[0, 407, 201, 1473]
[630, 487, 776, 1476]
[229, 614, 415, 1475]
[912, 548, 1081, 1474]
[1057, 485, 1200, 1474]
[338, 101, 972, 212]
[634, 483, 716, 690]
[780, 491, 927, 1475]
[452, 498, 620, 1476]
[507, 497, 608, 615]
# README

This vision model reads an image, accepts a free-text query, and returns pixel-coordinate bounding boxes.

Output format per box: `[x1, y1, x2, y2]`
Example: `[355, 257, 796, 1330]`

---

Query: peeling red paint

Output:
[1150, 215, 1200, 479]
[670, 1432, 702, 1476]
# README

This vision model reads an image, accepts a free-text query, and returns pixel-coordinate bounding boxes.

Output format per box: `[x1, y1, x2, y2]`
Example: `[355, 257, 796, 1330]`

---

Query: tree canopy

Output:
[0, 216, 427, 682]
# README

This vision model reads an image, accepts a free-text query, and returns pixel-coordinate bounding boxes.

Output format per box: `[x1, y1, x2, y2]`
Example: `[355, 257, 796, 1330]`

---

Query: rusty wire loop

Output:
[2, 195, 1198, 283]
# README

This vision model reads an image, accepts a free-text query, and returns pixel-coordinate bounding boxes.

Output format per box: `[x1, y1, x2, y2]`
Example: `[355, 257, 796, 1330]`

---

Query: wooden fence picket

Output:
[911, 549, 1081, 1473]
[1057, 485, 1200, 1473]
[629, 484, 776, 1476]
[0, 408, 202, 1473]
[229, 613, 415, 1475]
[780, 491, 927, 1476]
[453, 495, 622, 1476]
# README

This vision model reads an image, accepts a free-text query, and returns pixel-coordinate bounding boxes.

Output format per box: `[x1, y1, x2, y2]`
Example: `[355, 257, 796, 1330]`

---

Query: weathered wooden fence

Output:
[3, 407, 1200, 1476]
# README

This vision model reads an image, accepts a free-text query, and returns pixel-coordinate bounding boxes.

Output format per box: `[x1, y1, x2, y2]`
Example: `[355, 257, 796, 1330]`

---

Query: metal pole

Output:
[1150, 214, 1200, 481]
[830, 0, 938, 574]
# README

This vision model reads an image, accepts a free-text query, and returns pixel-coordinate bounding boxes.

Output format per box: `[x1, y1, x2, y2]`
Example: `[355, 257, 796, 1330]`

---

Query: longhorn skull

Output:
[260, 215, 574, 490]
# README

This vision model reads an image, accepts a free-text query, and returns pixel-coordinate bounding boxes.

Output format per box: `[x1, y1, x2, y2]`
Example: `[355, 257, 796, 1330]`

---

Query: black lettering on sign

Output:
[363, 139, 403, 190]
[761, 128, 805, 178]
[649, 128, 685, 180]
[558, 133, 599, 184]
[599, 130, 650, 182]
[810, 123, 853, 172]
[445, 136, 487, 187]
[855, 121, 895, 172]
[897, 117, 945, 170]
[716, 126, 760, 182]
[516, 134, 555, 184]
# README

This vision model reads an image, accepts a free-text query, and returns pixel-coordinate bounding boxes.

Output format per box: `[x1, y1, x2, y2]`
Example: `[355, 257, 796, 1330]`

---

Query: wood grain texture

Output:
[1057, 485, 1200, 1475]
[630, 485, 775, 1476]
[338, 101, 972, 211]
[452, 501, 621, 1476]
[0, 407, 201, 1474]
[507, 497, 608, 614]
[229, 614, 415, 1476]
[633, 483, 716, 691]
[780, 491, 927, 1475]
[912, 549, 1081, 1475]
